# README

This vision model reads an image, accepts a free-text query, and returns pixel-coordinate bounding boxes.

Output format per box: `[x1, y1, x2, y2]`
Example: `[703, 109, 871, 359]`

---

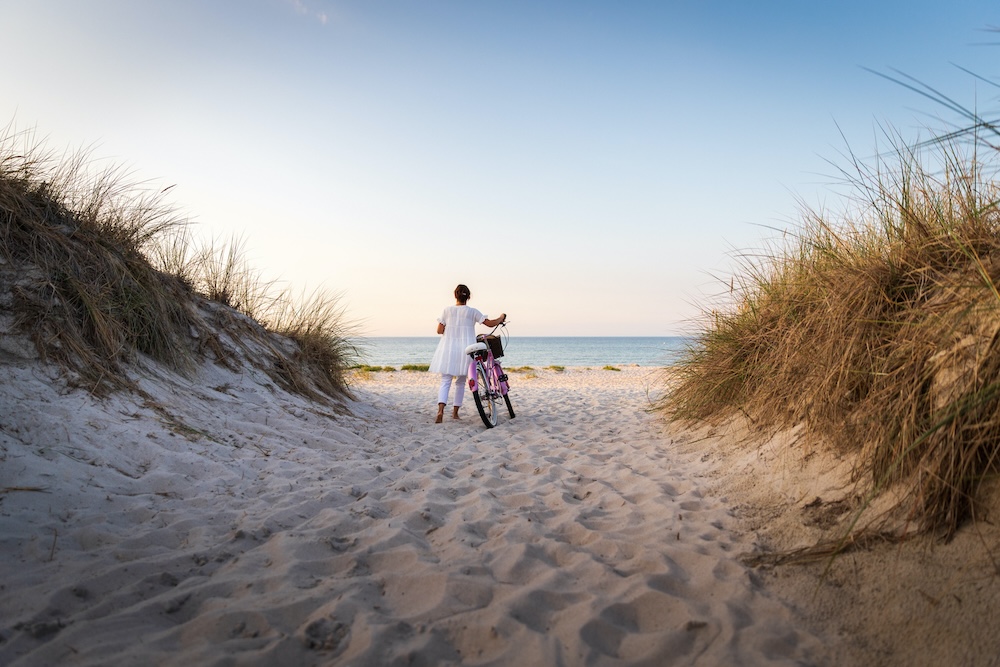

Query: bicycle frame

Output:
[467, 350, 508, 394]
[466, 343, 508, 395]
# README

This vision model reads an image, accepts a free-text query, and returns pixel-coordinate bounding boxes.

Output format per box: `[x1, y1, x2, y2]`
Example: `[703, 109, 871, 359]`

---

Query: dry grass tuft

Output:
[0, 127, 201, 389]
[665, 137, 1000, 539]
[0, 125, 357, 400]
[260, 288, 359, 399]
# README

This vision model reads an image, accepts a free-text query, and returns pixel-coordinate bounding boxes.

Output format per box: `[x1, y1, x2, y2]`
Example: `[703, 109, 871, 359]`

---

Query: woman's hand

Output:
[482, 313, 506, 327]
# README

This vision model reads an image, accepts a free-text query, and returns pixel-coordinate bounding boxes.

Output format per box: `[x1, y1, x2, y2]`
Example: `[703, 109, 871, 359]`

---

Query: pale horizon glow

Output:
[3, 1, 998, 336]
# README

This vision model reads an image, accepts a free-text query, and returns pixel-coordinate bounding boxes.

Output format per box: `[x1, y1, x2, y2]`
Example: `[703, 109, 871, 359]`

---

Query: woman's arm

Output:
[482, 313, 506, 327]
[437, 322, 445, 335]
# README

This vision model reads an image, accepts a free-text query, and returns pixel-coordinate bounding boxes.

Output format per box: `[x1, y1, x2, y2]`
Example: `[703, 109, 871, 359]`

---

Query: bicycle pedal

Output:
[497, 374, 508, 382]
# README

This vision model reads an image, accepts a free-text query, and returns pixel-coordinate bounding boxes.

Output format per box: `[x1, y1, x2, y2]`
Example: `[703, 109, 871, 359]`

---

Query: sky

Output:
[3, 1, 999, 336]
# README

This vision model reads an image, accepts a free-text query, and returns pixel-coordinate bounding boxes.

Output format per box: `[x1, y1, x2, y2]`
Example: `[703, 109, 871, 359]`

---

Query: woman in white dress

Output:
[429, 284, 506, 423]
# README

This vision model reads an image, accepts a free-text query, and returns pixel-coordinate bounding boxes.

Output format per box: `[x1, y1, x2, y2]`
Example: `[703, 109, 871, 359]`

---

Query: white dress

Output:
[429, 305, 486, 376]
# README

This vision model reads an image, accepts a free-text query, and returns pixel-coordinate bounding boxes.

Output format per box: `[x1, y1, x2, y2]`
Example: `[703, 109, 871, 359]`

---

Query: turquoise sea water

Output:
[355, 336, 691, 368]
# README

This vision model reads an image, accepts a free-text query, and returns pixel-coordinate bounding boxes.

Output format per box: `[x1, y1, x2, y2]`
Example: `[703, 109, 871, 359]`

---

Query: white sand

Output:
[679, 417, 1000, 667]
[0, 333, 843, 667]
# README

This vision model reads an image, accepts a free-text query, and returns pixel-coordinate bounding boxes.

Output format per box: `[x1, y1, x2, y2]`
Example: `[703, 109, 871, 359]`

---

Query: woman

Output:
[429, 284, 506, 423]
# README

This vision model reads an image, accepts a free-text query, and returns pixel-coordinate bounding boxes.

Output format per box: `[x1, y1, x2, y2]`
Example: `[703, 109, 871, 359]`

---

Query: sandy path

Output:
[1, 363, 832, 665]
[337, 369, 828, 665]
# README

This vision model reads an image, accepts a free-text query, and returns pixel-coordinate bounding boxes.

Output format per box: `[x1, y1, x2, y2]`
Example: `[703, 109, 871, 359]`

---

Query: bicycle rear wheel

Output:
[472, 362, 497, 428]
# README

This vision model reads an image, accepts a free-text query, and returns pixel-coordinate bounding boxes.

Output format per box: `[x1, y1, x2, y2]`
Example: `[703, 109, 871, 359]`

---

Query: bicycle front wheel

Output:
[503, 393, 515, 419]
[472, 362, 497, 428]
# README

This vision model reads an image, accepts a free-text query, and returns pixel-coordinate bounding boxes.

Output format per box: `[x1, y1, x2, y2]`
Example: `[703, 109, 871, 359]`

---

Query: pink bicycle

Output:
[465, 322, 515, 428]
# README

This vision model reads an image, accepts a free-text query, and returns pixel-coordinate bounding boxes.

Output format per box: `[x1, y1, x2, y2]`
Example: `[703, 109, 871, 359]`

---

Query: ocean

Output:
[353, 336, 691, 368]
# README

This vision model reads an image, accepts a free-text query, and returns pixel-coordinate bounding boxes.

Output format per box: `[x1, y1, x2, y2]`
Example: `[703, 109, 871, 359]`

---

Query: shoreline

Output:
[352, 336, 690, 370]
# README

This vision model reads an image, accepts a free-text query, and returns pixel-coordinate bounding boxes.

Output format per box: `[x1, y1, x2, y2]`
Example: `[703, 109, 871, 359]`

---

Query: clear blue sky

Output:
[3, 1, 998, 335]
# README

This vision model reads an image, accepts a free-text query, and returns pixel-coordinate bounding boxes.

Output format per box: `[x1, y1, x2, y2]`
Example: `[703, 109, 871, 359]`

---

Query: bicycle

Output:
[465, 322, 515, 428]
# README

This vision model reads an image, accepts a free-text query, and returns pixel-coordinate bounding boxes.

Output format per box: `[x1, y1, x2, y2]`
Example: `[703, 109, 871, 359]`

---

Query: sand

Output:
[677, 417, 1000, 667]
[2, 334, 997, 665]
[0, 338, 819, 667]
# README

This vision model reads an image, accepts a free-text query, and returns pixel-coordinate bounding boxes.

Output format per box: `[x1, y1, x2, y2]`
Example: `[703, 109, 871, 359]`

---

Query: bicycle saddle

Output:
[465, 342, 488, 355]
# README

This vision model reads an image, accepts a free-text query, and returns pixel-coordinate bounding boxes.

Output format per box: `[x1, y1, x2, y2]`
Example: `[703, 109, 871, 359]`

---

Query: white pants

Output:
[438, 374, 467, 406]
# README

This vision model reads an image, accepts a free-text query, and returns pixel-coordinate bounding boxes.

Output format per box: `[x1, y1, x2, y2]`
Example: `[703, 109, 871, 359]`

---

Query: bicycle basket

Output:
[483, 334, 503, 359]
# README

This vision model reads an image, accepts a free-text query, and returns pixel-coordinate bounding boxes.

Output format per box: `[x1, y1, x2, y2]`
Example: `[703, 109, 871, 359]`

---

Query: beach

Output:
[6, 2, 1000, 662]
[3, 349, 999, 665]
[0, 345, 827, 666]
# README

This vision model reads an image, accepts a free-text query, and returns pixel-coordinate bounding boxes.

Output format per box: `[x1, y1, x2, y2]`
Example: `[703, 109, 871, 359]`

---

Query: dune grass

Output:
[0, 128, 198, 388]
[665, 138, 1000, 539]
[0, 126, 357, 399]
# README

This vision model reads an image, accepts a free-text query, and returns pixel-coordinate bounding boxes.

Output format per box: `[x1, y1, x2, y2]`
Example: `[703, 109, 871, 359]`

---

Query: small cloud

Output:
[285, 0, 328, 25]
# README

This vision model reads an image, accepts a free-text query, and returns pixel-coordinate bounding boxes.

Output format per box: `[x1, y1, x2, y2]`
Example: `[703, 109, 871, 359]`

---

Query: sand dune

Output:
[0, 349, 838, 665]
